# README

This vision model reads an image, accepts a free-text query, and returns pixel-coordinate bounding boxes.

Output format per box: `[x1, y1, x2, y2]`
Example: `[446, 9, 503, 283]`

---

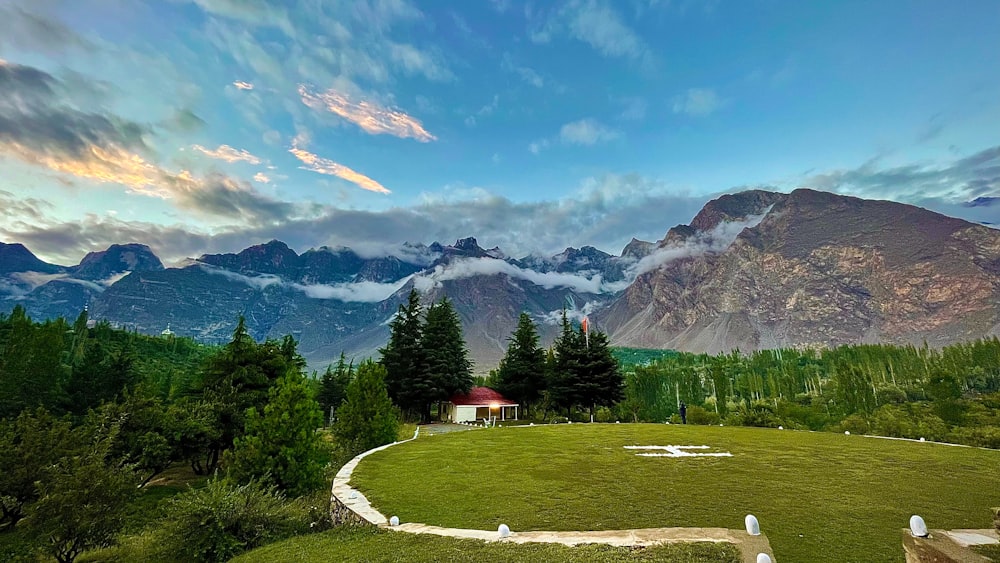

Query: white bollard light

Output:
[745, 514, 761, 536]
[844, 430, 851, 435]
[919, 437, 926, 442]
[498, 524, 511, 538]
[778, 426, 783, 430]
[756, 554, 773, 563]
[389, 516, 400, 527]
[909, 515, 928, 537]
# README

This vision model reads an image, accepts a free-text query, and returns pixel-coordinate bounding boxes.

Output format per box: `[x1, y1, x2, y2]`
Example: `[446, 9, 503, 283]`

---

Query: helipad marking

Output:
[624, 445, 733, 457]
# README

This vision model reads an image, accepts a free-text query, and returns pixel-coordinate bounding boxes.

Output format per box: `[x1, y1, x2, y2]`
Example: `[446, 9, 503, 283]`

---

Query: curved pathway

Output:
[330, 423, 775, 563]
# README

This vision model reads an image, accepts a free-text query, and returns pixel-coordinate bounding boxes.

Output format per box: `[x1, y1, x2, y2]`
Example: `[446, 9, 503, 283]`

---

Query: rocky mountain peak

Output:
[74, 243, 163, 281]
[0, 242, 62, 274]
[689, 189, 786, 233]
[621, 238, 654, 259]
[454, 237, 483, 252]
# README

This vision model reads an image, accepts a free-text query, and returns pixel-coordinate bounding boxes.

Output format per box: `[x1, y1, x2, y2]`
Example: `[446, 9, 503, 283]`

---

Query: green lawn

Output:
[233, 526, 740, 562]
[351, 424, 1000, 563]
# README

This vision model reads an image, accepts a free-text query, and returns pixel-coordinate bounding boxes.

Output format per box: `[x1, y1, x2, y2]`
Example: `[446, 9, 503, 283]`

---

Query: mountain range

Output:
[3, 188, 999, 372]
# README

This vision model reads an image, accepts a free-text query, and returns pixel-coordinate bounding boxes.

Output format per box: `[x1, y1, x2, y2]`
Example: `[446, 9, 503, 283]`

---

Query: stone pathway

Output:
[330, 425, 775, 563]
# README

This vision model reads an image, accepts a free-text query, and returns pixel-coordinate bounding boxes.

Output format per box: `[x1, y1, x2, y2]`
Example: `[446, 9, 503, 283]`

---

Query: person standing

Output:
[679, 402, 687, 424]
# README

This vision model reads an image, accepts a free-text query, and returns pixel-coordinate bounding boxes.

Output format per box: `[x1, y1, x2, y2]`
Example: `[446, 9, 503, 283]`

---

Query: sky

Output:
[0, 0, 998, 265]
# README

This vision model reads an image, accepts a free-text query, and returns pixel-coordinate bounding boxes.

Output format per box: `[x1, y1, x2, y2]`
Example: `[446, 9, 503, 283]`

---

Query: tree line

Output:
[617, 339, 1000, 448]
[488, 311, 624, 420]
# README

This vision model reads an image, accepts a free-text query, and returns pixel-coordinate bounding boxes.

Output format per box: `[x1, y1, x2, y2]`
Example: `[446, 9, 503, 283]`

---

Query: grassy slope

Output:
[233, 527, 739, 563]
[351, 424, 1000, 563]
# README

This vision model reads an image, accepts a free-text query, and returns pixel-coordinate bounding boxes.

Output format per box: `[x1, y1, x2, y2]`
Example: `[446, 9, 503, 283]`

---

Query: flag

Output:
[581, 316, 589, 348]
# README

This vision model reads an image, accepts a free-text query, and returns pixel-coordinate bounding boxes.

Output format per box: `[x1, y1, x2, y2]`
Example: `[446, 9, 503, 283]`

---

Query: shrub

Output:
[25, 446, 139, 563]
[948, 426, 1000, 449]
[839, 414, 870, 435]
[157, 477, 309, 563]
[686, 405, 720, 425]
[870, 404, 949, 441]
[333, 361, 399, 456]
[737, 403, 783, 428]
[595, 407, 613, 423]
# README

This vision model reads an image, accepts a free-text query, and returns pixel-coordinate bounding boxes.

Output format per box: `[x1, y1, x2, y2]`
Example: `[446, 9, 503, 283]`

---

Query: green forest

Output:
[615, 340, 1000, 448]
[0, 305, 384, 563]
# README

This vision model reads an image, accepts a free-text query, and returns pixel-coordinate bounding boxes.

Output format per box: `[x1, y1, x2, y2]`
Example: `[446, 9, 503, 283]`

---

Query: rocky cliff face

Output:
[601, 189, 1000, 353]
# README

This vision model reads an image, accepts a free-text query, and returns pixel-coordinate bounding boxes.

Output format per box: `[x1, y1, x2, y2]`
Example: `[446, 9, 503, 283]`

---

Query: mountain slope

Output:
[601, 188, 1000, 352]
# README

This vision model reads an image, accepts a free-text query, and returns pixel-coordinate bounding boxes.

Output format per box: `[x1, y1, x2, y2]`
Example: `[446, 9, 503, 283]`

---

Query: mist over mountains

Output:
[3, 188, 1000, 372]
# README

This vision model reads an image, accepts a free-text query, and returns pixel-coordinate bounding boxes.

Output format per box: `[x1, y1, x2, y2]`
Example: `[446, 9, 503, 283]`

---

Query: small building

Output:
[443, 387, 518, 423]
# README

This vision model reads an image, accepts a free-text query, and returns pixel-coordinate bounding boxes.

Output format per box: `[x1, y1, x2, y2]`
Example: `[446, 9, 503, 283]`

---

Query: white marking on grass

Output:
[625, 445, 733, 457]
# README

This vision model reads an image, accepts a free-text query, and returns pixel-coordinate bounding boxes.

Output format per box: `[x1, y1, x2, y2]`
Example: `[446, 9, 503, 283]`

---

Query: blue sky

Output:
[0, 0, 998, 264]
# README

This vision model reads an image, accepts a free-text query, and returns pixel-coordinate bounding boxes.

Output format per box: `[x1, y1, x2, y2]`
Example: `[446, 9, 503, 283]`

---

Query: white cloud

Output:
[412, 257, 608, 294]
[10, 271, 69, 289]
[199, 264, 283, 289]
[192, 144, 262, 165]
[536, 299, 602, 325]
[409, 212, 770, 297]
[605, 208, 774, 291]
[528, 139, 551, 154]
[560, 118, 619, 145]
[198, 263, 412, 302]
[292, 277, 412, 302]
[672, 88, 724, 116]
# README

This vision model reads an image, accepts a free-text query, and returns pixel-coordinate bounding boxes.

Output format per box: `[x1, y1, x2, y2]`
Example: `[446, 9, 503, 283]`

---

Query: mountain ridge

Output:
[3, 188, 999, 370]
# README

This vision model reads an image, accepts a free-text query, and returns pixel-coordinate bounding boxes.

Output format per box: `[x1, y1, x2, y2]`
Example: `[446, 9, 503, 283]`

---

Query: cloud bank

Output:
[198, 264, 410, 302]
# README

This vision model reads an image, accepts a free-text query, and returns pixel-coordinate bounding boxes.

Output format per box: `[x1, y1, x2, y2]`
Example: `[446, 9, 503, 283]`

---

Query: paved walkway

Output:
[330, 425, 775, 563]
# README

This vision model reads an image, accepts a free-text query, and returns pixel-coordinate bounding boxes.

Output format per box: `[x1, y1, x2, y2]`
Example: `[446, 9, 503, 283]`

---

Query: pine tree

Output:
[317, 353, 352, 425]
[379, 289, 429, 419]
[579, 330, 624, 414]
[421, 297, 474, 421]
[334, 361, 399, 455]
[198, 317, 305, 471]
[549, 311, 584, 415]
[496, 312, 546, 414]
[227, 369, 325, 497]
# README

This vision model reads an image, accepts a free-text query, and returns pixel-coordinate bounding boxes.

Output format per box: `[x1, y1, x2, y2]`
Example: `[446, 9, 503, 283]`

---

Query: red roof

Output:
[449, 386, 517, 406]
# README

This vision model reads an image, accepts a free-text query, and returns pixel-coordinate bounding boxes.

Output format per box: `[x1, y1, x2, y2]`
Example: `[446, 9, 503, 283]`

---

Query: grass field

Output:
[350, 424, 1000, 563]
[233, 526, 740, 562]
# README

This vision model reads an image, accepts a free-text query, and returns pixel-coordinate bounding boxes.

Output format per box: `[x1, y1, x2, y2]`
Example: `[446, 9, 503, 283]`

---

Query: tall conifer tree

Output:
[380, 289, 429, 419]
[496, 312, 546, 414]
[421, 297, 474, 421]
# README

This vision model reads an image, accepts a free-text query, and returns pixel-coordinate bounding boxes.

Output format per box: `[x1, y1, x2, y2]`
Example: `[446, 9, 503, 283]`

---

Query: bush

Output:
[737, 403, 783, 428]
[870, 404, 949, 441]
[333, 362, 399, 456]
[686, 405, 720, 425]
[25, 446, 138, 563]
[839, 414, 870, 435]
[156, 477, 309, 563]
[948, 426, 1000, 449]
[595, 407, 613, 423]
